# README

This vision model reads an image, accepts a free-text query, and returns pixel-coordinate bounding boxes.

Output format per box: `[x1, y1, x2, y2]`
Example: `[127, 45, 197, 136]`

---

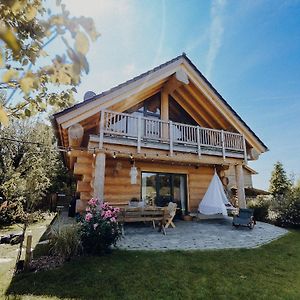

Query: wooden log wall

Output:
[104, 158, 215, 212]
[72, 151, 94, 204]
[71, 153, 226, 212]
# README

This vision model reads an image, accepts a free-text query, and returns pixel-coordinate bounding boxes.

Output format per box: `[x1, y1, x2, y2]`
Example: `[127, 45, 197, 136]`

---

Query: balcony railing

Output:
[99, 110, 247, 161]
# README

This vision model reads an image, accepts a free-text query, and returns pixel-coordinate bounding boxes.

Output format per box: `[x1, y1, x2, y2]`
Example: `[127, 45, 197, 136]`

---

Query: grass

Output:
[2, 229, 300, 300]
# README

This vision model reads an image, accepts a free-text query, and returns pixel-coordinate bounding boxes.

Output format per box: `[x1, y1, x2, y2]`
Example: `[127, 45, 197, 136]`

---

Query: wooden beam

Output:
[58, 60, 182, 128]
[181, 62, 266, 154]
[80, 192, 92, 201]
[171, 92, 209, 127]
[82, 174, 92, 182]
[88, 142, 244, 166]
[235, 164, 246, 208]
[161, 90, 169, 121]
[184, 84, 228, 128]
[77, 157, 93, 164]
[162, 69, 189, 95]
[77, 181, 92, 193]
[176, 87, 219, 128]
[108, 84, 162, 113]
[69, 150, 93, 158]
[74, 163, 93, 175]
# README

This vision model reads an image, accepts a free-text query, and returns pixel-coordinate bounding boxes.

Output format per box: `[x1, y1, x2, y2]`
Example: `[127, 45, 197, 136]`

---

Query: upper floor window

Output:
[126, 93, 161, 119]
[169, 96, 197, 126]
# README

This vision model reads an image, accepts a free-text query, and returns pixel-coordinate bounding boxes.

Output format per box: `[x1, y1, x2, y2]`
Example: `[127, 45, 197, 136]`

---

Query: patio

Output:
[117, 218, 288, 250]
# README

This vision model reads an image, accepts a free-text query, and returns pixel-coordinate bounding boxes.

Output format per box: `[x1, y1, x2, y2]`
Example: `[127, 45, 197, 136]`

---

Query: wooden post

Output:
[235, 164, 246, 208]
[94, 153, 106, 200]
[24, 234, 32, 270]
[161, 90, 169, 139]
[221, 130, 225, 160]
[99, 110, 105, 149]
[169, 121, 173, 156]
[137, 115, 142, 153]
[242, 135, 248, 165]
[197, 126, 201, 158]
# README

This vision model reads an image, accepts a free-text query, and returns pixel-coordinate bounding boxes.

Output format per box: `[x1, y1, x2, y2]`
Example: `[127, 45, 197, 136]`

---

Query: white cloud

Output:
[206, 0, 226, 80]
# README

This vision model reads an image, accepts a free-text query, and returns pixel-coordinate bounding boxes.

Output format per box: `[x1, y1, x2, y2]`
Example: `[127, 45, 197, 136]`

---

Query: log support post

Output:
[161, 90, 169, 140]
[235, 164, 246, 208]
[94, 152, 106, 201]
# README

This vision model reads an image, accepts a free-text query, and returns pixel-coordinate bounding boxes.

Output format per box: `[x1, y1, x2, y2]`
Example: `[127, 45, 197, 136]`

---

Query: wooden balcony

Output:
[96, 110, 247, 160]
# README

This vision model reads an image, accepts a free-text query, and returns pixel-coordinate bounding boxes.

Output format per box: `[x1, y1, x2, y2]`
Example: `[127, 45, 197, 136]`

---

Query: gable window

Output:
[169, 96, 197, 125]
[125, 93, 161, 119]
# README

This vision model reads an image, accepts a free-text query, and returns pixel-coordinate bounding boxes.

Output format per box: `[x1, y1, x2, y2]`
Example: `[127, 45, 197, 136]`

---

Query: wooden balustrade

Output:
[100, 110, 246, 160]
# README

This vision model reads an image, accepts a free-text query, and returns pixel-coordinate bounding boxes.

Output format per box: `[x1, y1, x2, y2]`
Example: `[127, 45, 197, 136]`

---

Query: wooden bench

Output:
[117, 207, 167, 235]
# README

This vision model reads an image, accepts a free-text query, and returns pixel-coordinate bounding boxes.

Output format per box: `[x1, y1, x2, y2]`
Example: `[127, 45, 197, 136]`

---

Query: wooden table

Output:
[117, 206, 167, 235]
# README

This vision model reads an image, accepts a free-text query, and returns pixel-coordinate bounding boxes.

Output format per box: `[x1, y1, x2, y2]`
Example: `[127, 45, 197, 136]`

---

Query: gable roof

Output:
[53, 54, 184, 119]
[52, 53, 268, 153]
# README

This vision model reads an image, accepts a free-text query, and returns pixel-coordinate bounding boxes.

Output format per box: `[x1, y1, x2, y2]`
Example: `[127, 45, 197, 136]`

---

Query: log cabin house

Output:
[51, 54, 268, 214]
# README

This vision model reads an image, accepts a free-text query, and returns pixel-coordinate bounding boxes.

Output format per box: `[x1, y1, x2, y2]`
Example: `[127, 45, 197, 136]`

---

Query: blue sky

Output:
[61, 0, 300, 189]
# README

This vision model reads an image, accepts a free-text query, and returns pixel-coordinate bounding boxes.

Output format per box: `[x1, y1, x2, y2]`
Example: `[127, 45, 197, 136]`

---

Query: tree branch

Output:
[5, 32, 59, 105]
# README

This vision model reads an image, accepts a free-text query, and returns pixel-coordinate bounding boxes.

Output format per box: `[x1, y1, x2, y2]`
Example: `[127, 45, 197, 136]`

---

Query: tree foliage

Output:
[0, 119, 74, 225]
[269, 161, 291, 197]
[0, 0, 99, 125]
[267, 161, 300, 228]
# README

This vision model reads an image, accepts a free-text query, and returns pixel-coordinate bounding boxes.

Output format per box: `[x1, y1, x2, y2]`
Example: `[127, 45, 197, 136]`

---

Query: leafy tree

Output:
[269, 161, 291, 197]
[0, 119, 73, 225]
[0, 0, 99, 125]
[266, 161, 300, 227]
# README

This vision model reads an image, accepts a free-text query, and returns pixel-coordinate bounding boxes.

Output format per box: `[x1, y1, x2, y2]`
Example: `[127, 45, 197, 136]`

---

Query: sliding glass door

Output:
[141, 172, 187, 213]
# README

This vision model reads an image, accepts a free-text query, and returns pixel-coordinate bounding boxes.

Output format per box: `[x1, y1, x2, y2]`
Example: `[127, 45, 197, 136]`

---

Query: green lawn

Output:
[3, 229, 300, 300]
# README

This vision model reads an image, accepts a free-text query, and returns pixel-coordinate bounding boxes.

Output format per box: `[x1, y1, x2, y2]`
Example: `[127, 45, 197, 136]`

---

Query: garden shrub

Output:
[268, 191, 300, 228]
[0, 200, 25, 226]
[248, 196, 271, 222]
[50, 224, 82, 261]
[80, 199, 122, 255]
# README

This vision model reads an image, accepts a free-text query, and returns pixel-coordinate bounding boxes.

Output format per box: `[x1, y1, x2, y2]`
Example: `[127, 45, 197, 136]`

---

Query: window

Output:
[169, 96, 197, 125]
[125, 93, 161, 119]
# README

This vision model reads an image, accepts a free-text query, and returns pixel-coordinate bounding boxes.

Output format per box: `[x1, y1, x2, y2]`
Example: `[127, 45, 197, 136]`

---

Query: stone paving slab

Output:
[117, 217, 288, 251]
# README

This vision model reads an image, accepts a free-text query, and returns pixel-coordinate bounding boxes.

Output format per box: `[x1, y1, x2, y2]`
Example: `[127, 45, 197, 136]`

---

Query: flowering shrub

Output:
[80, 198, 122, 255]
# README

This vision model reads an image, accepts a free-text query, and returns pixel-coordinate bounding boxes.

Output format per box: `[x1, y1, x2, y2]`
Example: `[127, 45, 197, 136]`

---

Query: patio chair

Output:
[164, 202, 177, 229]
[232, 208, 255, 229]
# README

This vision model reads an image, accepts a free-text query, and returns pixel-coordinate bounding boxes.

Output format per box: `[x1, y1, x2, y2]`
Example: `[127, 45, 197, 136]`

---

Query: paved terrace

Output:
[117, 218, 288, 251]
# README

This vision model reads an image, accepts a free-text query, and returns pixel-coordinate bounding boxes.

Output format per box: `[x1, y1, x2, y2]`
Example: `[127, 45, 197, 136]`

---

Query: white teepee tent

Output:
[198, 172, 230, 216]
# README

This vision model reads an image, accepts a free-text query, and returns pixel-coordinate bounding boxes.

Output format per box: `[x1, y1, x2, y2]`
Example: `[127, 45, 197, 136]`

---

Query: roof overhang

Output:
[52, 53, 268, 155]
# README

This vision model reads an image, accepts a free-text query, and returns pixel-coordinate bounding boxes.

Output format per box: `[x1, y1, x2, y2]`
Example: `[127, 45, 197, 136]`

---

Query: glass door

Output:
[156, 174, 172, 207]
[173, 174, 187, 214]
[141, 172, 187, 213]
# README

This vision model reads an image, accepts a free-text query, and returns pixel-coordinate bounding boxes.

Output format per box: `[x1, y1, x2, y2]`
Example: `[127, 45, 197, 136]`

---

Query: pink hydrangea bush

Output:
[80, 198, 122, 255]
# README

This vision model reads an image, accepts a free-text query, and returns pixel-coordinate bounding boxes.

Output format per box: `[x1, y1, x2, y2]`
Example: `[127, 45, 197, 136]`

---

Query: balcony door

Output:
[141, 172, 187, 213]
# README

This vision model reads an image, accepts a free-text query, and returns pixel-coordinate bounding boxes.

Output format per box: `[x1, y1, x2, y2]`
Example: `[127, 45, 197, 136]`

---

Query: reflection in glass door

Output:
[157, 174, 172, 207]
[141, 173, 156, 206]
[141, 172, 187, 212]
[173, 174, 187, 213]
